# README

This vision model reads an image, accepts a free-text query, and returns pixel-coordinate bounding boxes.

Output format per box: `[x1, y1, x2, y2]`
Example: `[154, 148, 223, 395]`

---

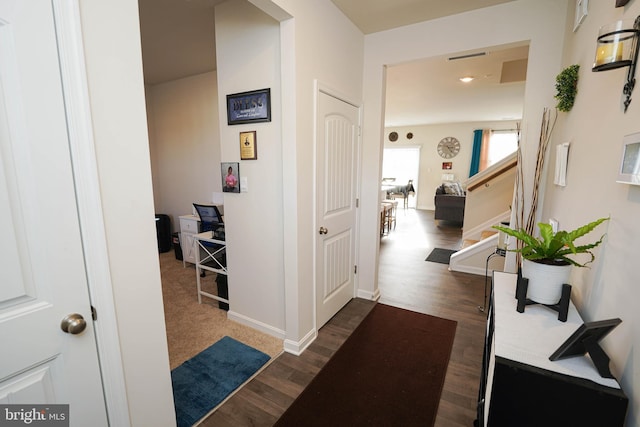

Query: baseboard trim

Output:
[357, 288, 381, 301]
[283, 328, 317, 356]
[226, 310, 286, 340]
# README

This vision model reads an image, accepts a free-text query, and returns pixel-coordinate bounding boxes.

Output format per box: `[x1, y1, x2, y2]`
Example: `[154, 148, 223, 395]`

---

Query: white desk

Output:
[179, 205, 224, 266]
[193, 231, 228, 306]
[179, 214, 200, 266]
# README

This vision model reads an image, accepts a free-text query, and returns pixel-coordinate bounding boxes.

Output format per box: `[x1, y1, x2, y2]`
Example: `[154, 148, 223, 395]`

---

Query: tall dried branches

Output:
[525, 108, 558, 236]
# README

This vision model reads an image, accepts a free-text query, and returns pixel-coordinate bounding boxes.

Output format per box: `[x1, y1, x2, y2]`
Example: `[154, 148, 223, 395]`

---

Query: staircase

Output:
[462, 229, 498, 249]
[448, 152, 517, 276]
[449, 216, 508, 276]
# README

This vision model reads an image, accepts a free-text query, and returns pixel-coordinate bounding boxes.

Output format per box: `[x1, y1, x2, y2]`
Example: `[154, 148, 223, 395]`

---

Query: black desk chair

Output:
[193, 203, 223, 232]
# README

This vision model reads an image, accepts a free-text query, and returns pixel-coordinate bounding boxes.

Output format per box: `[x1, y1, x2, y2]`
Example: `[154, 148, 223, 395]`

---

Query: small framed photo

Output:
[442, 162, 453, 170]
[226, 88, 271, 125]
[573, 0, 588, 32]
[221, 162, 240, 193]
[239, 131, 257, 160]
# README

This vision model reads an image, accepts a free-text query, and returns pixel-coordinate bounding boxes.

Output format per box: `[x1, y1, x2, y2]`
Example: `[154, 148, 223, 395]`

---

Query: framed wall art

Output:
[239, 131, 257, 160]
[221, 162, 240, 193]
[573, 0, 588, 32]
[226, 88, 271, 125]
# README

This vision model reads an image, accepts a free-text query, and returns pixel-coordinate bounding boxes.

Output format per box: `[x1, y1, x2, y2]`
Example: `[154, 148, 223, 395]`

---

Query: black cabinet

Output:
[477, 272, 628, 427]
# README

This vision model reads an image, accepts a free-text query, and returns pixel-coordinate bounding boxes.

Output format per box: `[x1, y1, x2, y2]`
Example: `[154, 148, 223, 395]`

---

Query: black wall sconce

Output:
[592, 16, 640, 112]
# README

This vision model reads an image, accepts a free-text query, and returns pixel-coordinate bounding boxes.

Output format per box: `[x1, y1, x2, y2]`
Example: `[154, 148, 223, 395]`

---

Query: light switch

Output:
[240, 176, 248, 192]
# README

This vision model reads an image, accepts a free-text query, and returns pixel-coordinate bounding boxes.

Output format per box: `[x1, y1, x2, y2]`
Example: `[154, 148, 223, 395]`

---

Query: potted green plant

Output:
[493, 217, 608, 304]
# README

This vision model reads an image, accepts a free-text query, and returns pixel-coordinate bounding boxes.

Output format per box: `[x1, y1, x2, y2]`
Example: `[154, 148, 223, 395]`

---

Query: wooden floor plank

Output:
[200, 209, 486, 426]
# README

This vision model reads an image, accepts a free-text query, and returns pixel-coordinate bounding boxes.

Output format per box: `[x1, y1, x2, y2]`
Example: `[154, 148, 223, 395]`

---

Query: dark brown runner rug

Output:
[274, 303, 457, 427]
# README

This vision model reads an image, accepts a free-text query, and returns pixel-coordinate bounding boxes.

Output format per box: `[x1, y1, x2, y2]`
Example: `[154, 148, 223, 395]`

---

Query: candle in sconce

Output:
[595, 41, 624, 66]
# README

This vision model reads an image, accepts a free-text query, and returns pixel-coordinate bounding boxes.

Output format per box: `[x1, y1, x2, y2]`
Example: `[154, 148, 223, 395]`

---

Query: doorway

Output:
[382, 147, 420, 209]
[315, 89, 360, 328]
[137, 0, 282, 372]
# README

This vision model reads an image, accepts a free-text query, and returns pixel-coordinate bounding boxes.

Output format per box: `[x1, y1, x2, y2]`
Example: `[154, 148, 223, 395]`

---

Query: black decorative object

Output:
[388, 131, 398, 142]
[226, 88, 271, 125]
[478, 249, 505, 313]
[515, 268, 571, 322]
[592, 16, 640, 112]
[550, 318, 622, 379]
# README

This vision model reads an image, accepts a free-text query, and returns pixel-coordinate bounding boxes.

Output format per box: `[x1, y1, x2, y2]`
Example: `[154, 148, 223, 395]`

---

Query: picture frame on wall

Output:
[573, 0, 588, 32]
[221, 162, 240, 193]
[239, 131, 257, 160]
[442, 162, 453, 170]
[226, 88, 271, 125]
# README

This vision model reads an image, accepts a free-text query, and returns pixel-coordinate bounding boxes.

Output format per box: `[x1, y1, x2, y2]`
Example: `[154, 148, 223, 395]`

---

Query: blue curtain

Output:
[469, 129, 483, 177]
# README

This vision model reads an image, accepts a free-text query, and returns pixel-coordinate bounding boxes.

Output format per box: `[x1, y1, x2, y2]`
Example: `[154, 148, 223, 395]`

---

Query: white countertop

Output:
[493, 271, 620, 389]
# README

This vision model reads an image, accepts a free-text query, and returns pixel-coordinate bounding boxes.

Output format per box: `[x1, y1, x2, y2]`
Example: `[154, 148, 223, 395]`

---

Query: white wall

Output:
[243, 0, 364, 350]
[385, 121, 519, 210]
[215, 1, 286, 337]
[360, 0, 568, 306]
[542, 2, 640, 425]
[79, 0, 175, 425]
[147, 71, 221, 232]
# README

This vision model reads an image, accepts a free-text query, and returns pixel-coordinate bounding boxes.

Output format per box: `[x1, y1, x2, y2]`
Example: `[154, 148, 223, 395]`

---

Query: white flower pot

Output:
[521, 259, 572, 305]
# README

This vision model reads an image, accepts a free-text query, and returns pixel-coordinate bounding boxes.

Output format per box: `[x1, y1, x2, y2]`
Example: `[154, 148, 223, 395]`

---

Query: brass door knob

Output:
[318, 227, 328, 235]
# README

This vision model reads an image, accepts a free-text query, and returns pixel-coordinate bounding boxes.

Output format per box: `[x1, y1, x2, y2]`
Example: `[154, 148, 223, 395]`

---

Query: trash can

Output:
[172, 232, 183, 261]
[155, 214, 171, 253]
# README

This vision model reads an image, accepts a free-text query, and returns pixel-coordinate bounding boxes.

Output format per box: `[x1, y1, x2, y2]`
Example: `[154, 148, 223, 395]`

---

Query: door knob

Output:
[318, 226, 328, 235]
[60, 313, 87, 335]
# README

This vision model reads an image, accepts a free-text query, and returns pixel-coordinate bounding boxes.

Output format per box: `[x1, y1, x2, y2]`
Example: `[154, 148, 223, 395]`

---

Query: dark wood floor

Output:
[200, 209, 487, 427]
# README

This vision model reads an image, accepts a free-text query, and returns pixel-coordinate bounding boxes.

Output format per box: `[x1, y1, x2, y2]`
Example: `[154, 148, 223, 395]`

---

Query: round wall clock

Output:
[437, 137, 460, 159]
[388, 132, 398, 142]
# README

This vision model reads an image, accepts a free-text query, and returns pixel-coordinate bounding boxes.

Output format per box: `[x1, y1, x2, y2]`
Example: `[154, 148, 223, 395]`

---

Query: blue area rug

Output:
[171, 336, 270, 427]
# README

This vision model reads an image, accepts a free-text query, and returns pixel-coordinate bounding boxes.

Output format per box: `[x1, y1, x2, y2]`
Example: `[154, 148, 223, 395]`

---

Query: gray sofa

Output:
[434, 182, 465, 223]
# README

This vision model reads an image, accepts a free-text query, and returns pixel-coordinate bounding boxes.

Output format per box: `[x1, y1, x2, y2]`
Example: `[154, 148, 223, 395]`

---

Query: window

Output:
[382, 147, 419, 208]
[486, 131, 518, 168]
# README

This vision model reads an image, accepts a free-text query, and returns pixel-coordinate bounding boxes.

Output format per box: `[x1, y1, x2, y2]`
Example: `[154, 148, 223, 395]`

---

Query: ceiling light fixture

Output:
[459, 76, 475, 83]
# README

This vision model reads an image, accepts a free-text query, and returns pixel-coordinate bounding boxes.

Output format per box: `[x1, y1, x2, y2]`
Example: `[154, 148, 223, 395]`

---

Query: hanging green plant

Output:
[555, 64, 580, 112]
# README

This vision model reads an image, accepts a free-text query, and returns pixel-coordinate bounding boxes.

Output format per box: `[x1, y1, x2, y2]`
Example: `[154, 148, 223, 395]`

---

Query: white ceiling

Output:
[330, 0, 516, 34]
[138, 0, 524, 126]
[138, 0, 223, 85]
[385, 43, 528, 127]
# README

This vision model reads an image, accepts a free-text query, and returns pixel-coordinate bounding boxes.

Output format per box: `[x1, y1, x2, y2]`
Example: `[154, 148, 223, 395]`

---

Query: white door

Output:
[315, 90, 360, 328]
[0, 1, 108, 425]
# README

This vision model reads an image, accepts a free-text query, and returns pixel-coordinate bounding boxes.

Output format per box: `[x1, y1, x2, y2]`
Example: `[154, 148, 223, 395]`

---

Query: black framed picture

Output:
[549, 318, 622, 378]
[221, 162, 240, 193]
[226, 88, 271, 125]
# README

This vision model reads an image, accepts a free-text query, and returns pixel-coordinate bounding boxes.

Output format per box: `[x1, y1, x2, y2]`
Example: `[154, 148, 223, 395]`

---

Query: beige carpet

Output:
[159, 251, 283, 369]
